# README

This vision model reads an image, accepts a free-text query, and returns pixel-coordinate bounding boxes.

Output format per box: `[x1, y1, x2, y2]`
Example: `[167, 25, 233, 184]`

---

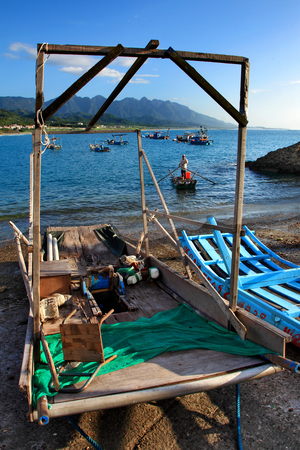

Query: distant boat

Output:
[106, 134, 129, 145]
[90, 140, 110, 152]
[47, 136, 62, 150]
[177, 131, 195, 143]
[145, 129, 170, 140]
[190, 126, 213, 145]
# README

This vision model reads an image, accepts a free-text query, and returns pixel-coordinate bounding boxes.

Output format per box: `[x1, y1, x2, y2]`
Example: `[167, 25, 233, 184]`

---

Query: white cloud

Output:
[137, 74, 159, 78]
[4, 42, 158, 84]
[130, 78, 150, 84]
[59, 66, 86, 74]
[6, 42, 36, 59]
[114, 56, 137, 67]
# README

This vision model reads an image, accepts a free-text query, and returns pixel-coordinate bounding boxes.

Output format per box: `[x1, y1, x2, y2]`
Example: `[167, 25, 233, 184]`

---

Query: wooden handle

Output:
[100, 309, 114, 325]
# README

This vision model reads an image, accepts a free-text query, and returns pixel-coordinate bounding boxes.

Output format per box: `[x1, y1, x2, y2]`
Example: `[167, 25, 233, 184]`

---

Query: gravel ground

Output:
[0, 216, 300, 450]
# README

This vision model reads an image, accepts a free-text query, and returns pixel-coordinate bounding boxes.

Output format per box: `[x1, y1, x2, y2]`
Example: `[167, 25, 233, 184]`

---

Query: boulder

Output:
[245, 141, 300, 174]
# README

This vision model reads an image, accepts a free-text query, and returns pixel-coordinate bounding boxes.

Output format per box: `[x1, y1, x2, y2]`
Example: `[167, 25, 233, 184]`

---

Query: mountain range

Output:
[0, 96, 235, 128]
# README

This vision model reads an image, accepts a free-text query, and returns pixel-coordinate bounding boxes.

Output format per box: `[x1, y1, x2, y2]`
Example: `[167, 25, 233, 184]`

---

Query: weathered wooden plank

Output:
[167, 47, 248, 126]
[86, 40, 159, 130]
[42, 44, 124, 121]
[52, 349, 264, 402]
[40, 260, 72, 276]
[40, 44, 248, 64]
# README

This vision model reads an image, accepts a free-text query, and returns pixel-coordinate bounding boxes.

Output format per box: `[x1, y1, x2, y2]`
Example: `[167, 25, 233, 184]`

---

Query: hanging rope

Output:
[36, 42, 50, 73]
[66, 416, 103, 450]
[236, 384, 243, 450]
[35, 42, 50, 152]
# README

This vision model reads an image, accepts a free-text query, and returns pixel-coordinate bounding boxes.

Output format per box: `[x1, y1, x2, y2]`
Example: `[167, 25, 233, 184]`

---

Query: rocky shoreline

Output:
[246, 141, 300, 174]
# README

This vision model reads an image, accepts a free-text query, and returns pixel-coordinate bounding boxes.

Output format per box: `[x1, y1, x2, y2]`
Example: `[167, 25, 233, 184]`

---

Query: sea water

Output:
[1, 128, 300, 242]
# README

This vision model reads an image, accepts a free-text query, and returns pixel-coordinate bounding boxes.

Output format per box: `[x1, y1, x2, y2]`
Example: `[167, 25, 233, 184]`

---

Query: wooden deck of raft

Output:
[40, 224, 278, 405]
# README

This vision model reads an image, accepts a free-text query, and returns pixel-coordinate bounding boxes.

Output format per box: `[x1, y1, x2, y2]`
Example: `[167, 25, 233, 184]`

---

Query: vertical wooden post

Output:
[140, 147, 192, 279]
[137, 130, 149, 256]
[230, 61, 250, 312]
[33, 45, 44, 363]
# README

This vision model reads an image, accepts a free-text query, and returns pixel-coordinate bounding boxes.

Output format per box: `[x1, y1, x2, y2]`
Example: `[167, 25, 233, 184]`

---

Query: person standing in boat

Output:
[179, 154, 188, 179]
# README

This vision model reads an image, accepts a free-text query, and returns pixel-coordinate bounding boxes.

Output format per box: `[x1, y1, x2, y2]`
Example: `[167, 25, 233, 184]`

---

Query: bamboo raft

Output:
[10, 41, 300, 429]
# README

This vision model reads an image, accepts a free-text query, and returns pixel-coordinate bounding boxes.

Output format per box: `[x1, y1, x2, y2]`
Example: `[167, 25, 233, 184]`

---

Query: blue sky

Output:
[1, 0, 299, 129]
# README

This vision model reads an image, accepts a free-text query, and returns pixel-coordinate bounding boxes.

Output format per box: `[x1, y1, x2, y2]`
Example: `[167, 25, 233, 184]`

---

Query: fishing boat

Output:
[11, 41, 300, 431]
[176, 131, 195, 142]
[190, 127, 213, 145]
[158, 167, 215, 190]
[89, 140, 110, 152]
[179, 217, 300, 348]
[47, 136, 62, 150]
[171, 177, 197, 188]
[146, 129, 170, 140]
[106, 133, 129, 145]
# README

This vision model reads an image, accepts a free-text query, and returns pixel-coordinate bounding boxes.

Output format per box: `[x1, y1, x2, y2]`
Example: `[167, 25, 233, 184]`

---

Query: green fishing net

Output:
[33, 303, 273, 406]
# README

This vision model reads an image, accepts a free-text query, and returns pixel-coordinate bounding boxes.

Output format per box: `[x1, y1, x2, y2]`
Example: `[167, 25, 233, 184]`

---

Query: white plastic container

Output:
[127, 272, 143, 285]
[149, 267, 159, 279]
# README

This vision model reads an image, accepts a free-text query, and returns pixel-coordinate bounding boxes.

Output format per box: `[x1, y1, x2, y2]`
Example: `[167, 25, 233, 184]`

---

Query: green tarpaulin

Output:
[33, 304, 273, 406]
[94, 226, 126, 257]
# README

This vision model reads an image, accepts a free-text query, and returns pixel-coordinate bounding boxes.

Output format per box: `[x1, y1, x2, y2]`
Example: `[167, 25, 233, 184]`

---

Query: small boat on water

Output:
[145, 129, 170, 140]
[190, 126, 213, 146]
[172, 176, 197, 189]
[180, 217, 300, 348]
[106, 133, 129, 145]
[47, 136, 62, 150]
[90, 140, 110, 152]
[177, 131, 195, 142]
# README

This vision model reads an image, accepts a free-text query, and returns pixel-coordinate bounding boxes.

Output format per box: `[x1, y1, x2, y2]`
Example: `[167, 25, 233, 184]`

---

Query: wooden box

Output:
[40, 260, 72, 298]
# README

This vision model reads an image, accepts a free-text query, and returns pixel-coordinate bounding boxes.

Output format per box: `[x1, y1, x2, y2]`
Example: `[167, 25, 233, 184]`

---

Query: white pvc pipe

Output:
[52, 237, 59, 260]
[47, 234, 53, 261]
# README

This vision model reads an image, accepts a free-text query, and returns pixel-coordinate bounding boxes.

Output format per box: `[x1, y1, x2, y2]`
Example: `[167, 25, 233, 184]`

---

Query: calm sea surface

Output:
[1, 129, 300, 242]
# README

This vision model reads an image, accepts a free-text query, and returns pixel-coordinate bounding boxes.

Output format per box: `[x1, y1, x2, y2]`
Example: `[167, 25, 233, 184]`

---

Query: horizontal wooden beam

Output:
[86, 40, 159, 131]
[38, 43, 248, 65]
[42, 44, 124, 121]
[167, 47, 248, 126]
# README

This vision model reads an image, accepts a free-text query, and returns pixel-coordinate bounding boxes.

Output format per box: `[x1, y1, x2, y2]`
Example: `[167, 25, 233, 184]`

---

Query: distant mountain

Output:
[0, 95, 235, 129]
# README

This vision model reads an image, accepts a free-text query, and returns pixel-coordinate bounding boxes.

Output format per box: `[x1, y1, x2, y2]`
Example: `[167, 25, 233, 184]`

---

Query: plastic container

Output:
[186, 171, 191, 179]
[127, 272, 143, 285]
[149, 267, 159, 279]
[117, 267, 136, 277]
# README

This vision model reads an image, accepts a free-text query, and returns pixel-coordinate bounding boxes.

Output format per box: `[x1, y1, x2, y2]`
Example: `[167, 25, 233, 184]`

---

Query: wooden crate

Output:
[40, 260, 72, 298]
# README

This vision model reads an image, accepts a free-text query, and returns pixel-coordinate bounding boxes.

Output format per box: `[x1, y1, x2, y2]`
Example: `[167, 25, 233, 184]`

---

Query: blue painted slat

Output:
[196, 237, 229, 276]
[208, 217, 232, 275]
[250, 287, 298, 311]
[226, 235, 300, 303]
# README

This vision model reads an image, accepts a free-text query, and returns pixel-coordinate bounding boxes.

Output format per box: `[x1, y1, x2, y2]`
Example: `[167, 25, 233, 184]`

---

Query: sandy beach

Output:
[0, 214, 300, 449]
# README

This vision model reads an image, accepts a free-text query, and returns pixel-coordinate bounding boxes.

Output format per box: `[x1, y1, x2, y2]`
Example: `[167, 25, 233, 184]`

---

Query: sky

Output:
[1, 0, 300, 129]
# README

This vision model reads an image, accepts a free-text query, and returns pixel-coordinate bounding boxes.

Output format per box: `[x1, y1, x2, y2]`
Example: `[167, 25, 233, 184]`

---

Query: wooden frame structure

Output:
[33, 41, 249, 361]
